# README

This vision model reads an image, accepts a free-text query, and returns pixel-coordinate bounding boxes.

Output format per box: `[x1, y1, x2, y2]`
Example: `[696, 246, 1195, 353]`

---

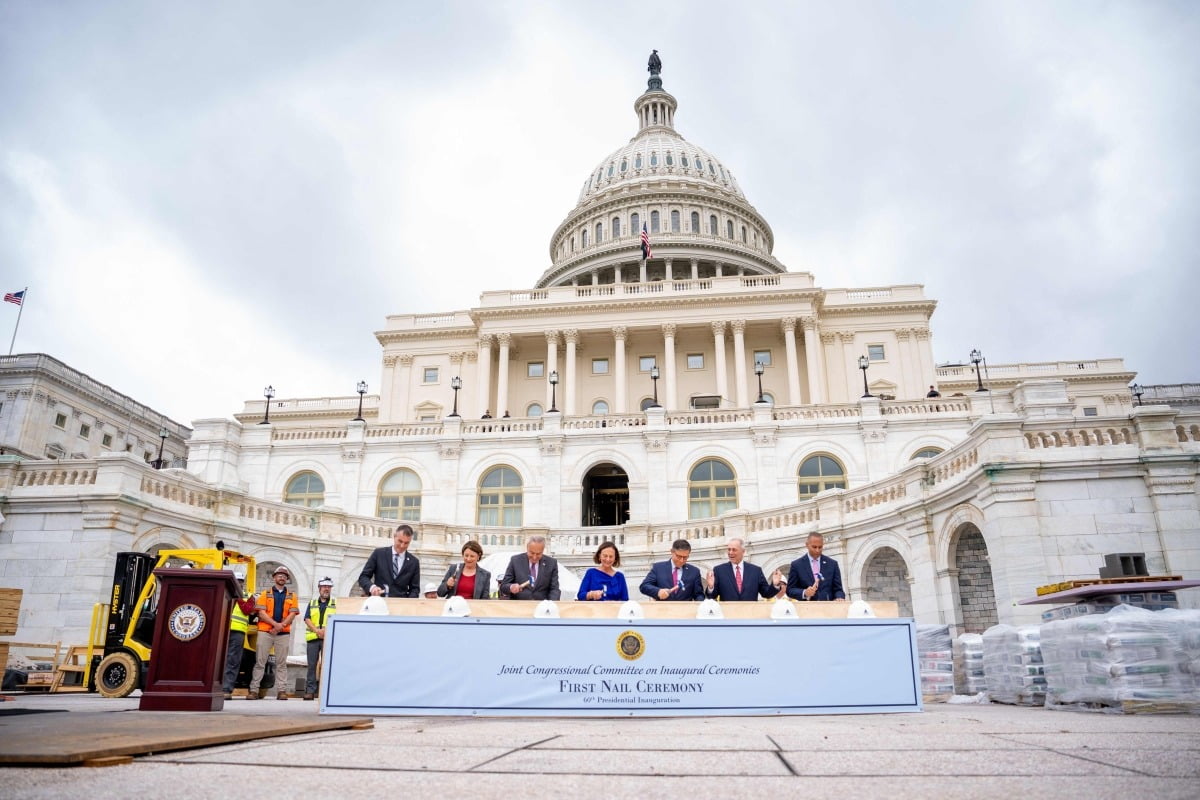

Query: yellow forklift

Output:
[84, 547, 256, 697]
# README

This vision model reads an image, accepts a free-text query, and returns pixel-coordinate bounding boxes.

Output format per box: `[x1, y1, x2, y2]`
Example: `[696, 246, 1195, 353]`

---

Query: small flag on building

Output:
[3, 290, 23, 306]
[640, 223, 652, 261]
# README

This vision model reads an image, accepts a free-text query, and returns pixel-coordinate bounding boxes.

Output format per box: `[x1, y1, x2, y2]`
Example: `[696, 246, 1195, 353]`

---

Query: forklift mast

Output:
[104, 552, 156, 651]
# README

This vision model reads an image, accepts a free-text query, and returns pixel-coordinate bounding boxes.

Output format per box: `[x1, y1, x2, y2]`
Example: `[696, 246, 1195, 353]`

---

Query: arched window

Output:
[284, 471, 325, 507]
[741, 225, 747, 242]
[581, 229, 588, 247]
[650, 210, 660, 233]
[709, 215, 718, 235]
[690, 211, 699, 232]
[607, 163, 614, 177]
[666, 152, 674, 166]
[620, 158, 627, 173]
[688, 458, 737, 519]
[708, 160, 715, 174]
[911, 447, 943, 460]
[478, 466, 523, 526]
[640, 397, 657, 411]
[670, 210, 680, 232]
[570, 236, 575, 253]
[761, 392, 775, 406]
[592, 400, 609, 415]
[635, 154, 643, 169]
[527, 403, 543, 417]
[612, 217, 621, 238]
[631, 212, 640, 233]
[681, 154, 689, 168]
[596, 222, 603, 243]
[377, 468, 422, 520]
[797, 455, 846, 497]
[650, 152, 658, 167]
[726, 220, 734, 239]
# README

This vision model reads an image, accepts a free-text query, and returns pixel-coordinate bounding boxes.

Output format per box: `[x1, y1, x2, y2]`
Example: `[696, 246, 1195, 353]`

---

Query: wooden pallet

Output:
[50, 646, 91, 693]
[0, 588, 21, 637]
[1036, 575, 1183, 596]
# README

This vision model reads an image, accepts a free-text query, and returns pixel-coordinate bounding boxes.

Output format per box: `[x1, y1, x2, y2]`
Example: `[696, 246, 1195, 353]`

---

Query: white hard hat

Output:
[696, 599, 724, 619]
[361, 596, 389, 616]
[770, 597, 797, 619]
[616, 601, 645, 620]
[442, 596, 470, 617]
[533, 600, 560, 618]
[846, 599, 877, 618]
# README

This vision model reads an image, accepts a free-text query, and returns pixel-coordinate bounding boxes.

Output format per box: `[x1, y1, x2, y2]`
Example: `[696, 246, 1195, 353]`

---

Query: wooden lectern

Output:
[139, 567, 240, 711]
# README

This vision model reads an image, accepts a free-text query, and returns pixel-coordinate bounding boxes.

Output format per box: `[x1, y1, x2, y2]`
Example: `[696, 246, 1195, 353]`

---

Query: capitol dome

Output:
[537, 55, 783, 289]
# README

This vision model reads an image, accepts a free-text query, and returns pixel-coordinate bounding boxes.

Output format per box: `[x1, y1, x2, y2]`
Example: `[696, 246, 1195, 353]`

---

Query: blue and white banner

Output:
[320, 616, 921, 716]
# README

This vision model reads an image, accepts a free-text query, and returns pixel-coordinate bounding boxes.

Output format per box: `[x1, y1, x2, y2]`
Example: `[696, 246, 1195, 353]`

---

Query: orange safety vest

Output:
[256, 587, 300, 633]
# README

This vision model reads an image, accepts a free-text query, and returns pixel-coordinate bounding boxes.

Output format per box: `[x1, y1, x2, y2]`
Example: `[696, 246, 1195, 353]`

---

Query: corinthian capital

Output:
[711, 320, 727, 337]
[730, 319, 746, 335]
[612, 325, 627, 341]
[780, 316, 797, 334]
[662, 323, 677, 338]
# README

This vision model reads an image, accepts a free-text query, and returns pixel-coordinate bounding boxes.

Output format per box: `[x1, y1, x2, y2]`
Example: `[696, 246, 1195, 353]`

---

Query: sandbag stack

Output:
[953, 633, 986, 695]
[1040, 605, 1200, 713]
[982, 624, 1045, 705]
[916, 624, 954, 701]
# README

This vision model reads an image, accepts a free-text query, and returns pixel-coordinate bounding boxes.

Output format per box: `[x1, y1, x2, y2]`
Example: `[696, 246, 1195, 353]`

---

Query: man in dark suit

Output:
[499, 535, 560, 600]
[705, 537, 785, 601]
[786, 532, 845, 601]
[640, 539, 705, 601]
[358, 524, 421, 598]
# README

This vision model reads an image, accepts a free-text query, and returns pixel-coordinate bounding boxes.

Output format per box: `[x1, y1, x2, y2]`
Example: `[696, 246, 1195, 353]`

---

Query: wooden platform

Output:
[1020, 579, 1200, 605]
[0, 711, 373, 766]
[1035, 575, 1183, 596]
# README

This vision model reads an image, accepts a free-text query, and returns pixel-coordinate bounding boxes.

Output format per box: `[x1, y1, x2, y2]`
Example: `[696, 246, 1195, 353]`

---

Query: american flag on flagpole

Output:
[3, 290, 23, 306]
[640, 223, 652, 261]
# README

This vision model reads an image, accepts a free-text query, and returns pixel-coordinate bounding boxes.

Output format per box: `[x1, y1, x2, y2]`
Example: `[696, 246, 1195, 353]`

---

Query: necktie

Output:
[530, 562, 538, 584]
[734, 563, 743, 593]
[392, 553, 400, 578]
[672, 567, 680, 588]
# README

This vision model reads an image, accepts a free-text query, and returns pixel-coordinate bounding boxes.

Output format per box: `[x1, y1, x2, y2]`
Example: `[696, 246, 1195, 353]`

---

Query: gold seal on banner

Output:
[616, 630, 646, 661]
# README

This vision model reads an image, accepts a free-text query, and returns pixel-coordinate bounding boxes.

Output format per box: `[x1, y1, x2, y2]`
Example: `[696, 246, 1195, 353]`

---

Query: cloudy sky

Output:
[2, 1, 1196, 426]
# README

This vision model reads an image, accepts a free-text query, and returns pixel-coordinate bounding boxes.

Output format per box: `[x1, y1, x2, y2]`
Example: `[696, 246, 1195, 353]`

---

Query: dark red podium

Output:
[139, 567, 240, 711]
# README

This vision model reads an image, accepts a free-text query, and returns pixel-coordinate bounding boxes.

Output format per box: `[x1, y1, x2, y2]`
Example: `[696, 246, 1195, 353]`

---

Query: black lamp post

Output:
[449, 376, 462, 418]
[754, 360, 766, 403]
[259, 385, 275, 424]
[858, 355, 872, 398]
[1131, 383, 1144, 406]
[153, 426, 168, 470]
[353, 380, 367, 422]
[970, 349, 985, 392]
[649, 365, 661, 408]
[548, 370, 559, 413]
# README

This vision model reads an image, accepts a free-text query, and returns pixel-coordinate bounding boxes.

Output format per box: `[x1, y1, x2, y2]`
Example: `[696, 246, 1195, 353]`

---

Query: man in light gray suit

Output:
[499, 535, 560, 600]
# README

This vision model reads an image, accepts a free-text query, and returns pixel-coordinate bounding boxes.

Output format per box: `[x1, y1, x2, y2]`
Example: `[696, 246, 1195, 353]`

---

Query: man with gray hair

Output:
[499, 535, 560, 600]
[705, 538, 785, 601]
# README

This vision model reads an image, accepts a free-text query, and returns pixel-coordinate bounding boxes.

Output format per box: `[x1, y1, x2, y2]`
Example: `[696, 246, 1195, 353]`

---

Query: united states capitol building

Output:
[2, 57, 1198, 647]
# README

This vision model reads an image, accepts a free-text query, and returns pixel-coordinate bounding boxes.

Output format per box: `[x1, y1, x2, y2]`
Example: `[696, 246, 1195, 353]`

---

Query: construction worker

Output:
[249, 565, 299, 700]
[222, 571, 258, 700]
[303, 576, 336, 700]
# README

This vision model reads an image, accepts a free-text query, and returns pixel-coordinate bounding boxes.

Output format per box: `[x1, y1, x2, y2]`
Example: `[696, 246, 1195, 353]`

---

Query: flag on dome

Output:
[3, 290, 23, 306]
[640, 223, 651, 260]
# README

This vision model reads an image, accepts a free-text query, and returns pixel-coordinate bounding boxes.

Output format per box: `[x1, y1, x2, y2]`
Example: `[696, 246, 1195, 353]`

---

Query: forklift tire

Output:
[96, 651, 140, 698]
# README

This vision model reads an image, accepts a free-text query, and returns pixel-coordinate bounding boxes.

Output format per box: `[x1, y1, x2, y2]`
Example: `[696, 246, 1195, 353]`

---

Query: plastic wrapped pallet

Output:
[916, 624, 954, 701]
[953, 633, 986, 695]
[1041, 605, 1200, 713]
[982, 624, 1045, 706]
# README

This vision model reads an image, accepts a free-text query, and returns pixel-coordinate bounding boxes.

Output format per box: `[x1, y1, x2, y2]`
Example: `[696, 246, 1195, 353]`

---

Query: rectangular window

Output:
[867, 344, 886, 361]
[144, 451, 153, 463]
[54, 412, 67, 429]
[753, 350, 772, 367]
[419, 414, 436, 422]
[527, 361, 544, 378]
[423, 367, 439, 383]
[101, 433, 113, 448]
[592, 358, 609, 375]
[1083, 407, 1098, 417]
[687, 353, 705, 369]
[639, 356, 656, 372]
[79, 423, 90, 439]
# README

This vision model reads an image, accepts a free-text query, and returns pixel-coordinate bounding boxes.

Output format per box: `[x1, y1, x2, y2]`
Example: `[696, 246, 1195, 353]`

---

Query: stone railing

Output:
[881, 399, 971, 416]
[141, 474, 216, 510]
[480, 273, 813, 310]
[238, 500, 316, 529]
[1176, 423, 1200, 443]
[561, 414, 646, 431]
[747, 505, 820, 533]
[459, 420, 544, 435]
[842, 475, 908, 514]
[365, 423, 448, 438]
[772, 404, 860, 421]
[11, 462, 98, 487]
[273, 428, 347, 441]
[666, 410, 755, 425]
[240, 394, 379, 418]
[927, 446, 980, 485]
[1024, 425, 1135, 449]
[935, 359, 1128, 381]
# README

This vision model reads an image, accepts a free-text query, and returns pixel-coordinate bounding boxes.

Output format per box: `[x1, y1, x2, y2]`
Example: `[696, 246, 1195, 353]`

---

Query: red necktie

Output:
[672, 568, 679, 587]
[735, 563, 743, 593]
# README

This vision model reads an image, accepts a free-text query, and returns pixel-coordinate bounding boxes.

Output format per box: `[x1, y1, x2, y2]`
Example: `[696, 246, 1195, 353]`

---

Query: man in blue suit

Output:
[640, 539, 705, 601]
[705, 538, 785, 601]
[786, 533, 845, 601]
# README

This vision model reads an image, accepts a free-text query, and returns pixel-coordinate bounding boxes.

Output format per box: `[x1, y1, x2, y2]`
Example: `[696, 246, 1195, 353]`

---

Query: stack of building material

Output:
[1040, 591, 1179, 623]
[0, 588, 21, 669]
[982, 624, 1046, 706]
[916, 624, 954, 701]
[1041, 605, 1199, 713]
[953, 633, 986, 695]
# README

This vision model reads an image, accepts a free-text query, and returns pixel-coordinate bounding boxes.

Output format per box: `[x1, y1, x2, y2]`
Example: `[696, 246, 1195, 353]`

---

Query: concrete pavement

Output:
[2, 693, 1198, 798]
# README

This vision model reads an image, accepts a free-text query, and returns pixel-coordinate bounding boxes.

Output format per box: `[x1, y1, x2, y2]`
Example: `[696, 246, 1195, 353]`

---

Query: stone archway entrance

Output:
[861, 546, 913, 617]
[582, 463, 629, 526]
[952, 524, 998, 632]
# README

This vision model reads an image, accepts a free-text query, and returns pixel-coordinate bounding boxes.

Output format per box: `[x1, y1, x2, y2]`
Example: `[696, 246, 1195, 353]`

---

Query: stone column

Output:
[545, 330, 560, 411]
[563, 329, 578, 416]
[802, 317, 823, 404]
[821, 331, 840, 403]
[476, 335, 493, 417]
[839, 331, 858, 400]
[690, 258, 699, 280]
[895, 328, 913, 399]
[639, 261, 647, 282]
[915, 328, 935, 390]
[665, 259, 673, 281]
[662, 323, 678, 410]
[394, 354, 413, 422]
[731, 319, 748, 408]
[711, 321, 728, 402]
[781, 316, 800, 406]
[613, 326, 628, 414]
[496, 333, 511, 418]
